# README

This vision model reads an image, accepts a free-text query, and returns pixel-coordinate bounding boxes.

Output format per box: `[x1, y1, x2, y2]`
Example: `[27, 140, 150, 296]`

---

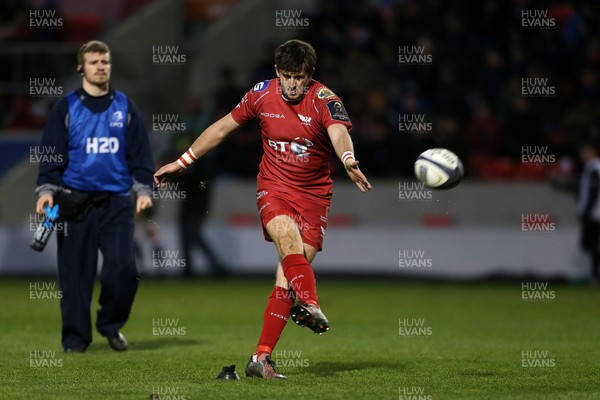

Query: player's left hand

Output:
[136, 195, 153, 214]
[345, 159, 372, 193]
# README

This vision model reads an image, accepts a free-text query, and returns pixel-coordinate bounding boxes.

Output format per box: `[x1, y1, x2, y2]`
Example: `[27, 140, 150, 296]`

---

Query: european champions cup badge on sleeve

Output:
[109, 111, 124, 128]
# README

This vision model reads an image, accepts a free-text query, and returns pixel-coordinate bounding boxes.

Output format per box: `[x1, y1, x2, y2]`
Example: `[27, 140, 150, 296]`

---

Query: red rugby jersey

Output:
[230, 78, 352, 198]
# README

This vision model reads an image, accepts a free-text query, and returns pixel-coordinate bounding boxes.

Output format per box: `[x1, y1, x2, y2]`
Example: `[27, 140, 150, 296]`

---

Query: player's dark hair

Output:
[77, 40, 111, 66]
[274, 40, 316, 75]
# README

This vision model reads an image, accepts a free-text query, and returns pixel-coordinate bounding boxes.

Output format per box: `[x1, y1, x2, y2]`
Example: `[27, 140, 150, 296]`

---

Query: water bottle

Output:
[30, 205, 59, 252]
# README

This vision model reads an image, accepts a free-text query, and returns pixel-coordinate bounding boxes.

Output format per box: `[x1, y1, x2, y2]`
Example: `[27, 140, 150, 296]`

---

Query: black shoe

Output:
[290, 302, 330, 335]
[245, 355, 286, 379]
[216, 365, 240, 380]
[64, 345, 87, 353]
[107, 332, 128, 352]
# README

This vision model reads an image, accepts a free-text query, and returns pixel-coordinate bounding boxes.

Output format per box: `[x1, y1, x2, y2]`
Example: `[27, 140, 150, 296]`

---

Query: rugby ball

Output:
[414, 148, 464, 189]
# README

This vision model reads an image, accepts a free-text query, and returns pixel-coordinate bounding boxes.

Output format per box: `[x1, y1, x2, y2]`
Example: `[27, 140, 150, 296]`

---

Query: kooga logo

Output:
[260, 112, 285, 119]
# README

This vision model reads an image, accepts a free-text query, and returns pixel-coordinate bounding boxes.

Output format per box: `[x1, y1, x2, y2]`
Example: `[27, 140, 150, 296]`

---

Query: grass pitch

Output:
[0, 278, 599, 399]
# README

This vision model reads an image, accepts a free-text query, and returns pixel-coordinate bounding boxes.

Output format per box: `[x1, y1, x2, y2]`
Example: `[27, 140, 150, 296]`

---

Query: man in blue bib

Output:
[35, 40, 155, 352]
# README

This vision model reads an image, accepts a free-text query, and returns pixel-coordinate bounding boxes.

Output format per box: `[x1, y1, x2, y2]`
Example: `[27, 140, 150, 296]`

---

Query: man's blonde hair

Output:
[77, 40, 111, 66]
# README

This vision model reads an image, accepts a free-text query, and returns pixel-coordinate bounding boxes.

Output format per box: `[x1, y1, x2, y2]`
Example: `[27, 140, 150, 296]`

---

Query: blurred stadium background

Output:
[0, 0, 598, 281]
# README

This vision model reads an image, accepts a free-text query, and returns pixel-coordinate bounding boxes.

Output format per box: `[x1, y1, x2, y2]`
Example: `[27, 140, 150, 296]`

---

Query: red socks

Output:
[255, 286, 294, 357]
[255, 254, 319, 358]
[281, 253, 319, 307]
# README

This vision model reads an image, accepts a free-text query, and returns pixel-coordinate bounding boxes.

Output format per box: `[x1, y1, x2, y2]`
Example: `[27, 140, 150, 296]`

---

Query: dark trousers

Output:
[179, 216, 227, 277]
[56, 196, 139, 350]
[581, 218, 600, 279]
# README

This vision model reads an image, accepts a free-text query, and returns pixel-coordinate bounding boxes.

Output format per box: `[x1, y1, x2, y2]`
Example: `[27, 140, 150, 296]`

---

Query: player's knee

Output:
[267, 216, 303, 257]
[279, 239, 301, 257]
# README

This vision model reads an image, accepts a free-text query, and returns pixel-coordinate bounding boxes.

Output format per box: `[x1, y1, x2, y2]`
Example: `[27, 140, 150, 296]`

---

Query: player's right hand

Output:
[154, 162, 184, 186]
[36, 194, 54, 215]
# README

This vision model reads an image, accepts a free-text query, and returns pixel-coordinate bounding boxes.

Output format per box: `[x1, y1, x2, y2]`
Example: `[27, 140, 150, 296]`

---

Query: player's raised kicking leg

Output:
[245, 214, 327, 379]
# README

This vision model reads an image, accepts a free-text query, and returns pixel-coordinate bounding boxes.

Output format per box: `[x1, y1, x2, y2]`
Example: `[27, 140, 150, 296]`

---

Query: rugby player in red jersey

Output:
[154, 39, 372, 379]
